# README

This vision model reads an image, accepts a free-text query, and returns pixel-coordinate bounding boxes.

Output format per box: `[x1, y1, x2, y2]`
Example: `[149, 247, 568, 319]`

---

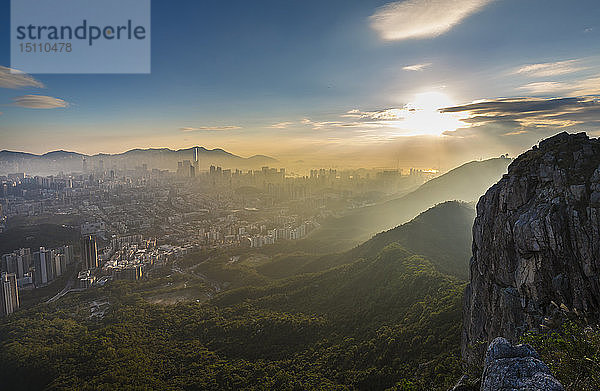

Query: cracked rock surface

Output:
[480, 338, 563, 391]
[462, 132, 600, 366]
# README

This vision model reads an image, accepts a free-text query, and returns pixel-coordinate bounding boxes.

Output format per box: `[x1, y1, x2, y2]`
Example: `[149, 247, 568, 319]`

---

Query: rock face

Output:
[481, 338, 563, 391]
[463, 132, 600, 365]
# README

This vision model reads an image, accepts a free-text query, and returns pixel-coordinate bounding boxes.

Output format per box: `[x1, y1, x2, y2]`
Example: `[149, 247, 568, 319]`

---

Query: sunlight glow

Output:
[389, 91, 466, 136]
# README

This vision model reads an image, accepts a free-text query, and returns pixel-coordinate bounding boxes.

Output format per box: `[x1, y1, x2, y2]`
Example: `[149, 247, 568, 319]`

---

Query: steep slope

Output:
[312, 157, 510, 249]
[346, 201, 476, 279]
[261, 201, 476, 279]
[463, 132, 600, 366]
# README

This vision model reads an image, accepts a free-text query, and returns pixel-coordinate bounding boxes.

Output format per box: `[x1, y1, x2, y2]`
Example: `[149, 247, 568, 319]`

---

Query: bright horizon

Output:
[1, 0, 600, 170]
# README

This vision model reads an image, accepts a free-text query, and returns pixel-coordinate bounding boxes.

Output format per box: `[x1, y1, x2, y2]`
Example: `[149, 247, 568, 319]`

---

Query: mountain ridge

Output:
[0, 146, 279, 175]
[0, 146, 270, 160]
[310, 156, 511, 249]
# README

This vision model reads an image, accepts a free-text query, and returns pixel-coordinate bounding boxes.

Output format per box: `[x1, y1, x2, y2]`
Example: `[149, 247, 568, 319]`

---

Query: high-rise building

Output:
[33, 247, 51, 286]
[62, 245, 75, 265]
[53, 253, 64, 277]
[45, 249, 55, 282]
[1, 253, 16, 274]
[82, 235, 99, 270]
[17, 248, 31, 278]
[0, 272, 19, 316]
[193, 147, 200, 171]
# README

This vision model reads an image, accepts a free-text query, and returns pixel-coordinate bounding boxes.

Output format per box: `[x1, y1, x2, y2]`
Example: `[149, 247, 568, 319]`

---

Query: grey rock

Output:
[481, 338, 563, 391]
[462, 132, 600, 366]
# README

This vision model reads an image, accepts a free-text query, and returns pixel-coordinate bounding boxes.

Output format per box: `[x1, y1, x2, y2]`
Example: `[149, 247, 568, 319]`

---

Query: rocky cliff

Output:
[462, 132, 600, 366]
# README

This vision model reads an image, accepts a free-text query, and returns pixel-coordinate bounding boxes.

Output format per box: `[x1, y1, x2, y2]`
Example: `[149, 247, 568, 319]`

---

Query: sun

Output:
[389, 91, 466, 136]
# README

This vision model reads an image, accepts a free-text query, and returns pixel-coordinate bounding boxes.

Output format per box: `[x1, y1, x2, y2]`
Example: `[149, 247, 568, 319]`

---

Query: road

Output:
[46, 273, 76, 303]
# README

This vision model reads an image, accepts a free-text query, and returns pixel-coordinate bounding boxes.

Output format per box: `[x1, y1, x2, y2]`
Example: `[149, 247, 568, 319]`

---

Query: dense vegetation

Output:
[0, 223, 79, 254]
[523, 321, 600, 390]
[0, 244, 465, 390]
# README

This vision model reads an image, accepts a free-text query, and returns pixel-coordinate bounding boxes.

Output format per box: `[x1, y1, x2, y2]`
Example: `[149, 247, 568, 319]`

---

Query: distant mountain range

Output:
[0, 147, 279, 175]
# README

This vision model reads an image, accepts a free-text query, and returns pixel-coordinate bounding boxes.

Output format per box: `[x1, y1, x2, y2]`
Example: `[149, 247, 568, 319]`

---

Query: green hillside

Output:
[258, 201, 476, 280]
[0, 244, 465, 390]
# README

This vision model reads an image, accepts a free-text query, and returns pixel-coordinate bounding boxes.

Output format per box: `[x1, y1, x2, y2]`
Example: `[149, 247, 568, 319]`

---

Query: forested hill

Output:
[259, 201, 476, 280]
[0, 244, 465, 390]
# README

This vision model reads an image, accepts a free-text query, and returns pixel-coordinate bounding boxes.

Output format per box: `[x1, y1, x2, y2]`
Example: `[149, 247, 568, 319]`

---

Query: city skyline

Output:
[1, 0, 600, 170]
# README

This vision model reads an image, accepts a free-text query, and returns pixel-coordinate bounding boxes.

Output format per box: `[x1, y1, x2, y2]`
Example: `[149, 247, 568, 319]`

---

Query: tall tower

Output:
[0, 273, 19, 316]
[82, 235, 99, 270]
[193, 147, 200, 171]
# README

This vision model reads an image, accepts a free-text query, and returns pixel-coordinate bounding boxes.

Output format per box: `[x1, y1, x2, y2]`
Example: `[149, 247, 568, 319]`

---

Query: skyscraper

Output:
[194, 147, 200, 171]
[0, 272, 19, 316]
[17, 248, 32, 279]
[33, 247, 50, 286]
[82, 235, 99, 270]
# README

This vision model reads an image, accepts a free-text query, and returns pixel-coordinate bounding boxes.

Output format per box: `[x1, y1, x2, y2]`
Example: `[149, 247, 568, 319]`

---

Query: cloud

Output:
[403, 63, 432, 71]
[0, 66, 45, 89]
[180, 126, 241, 132]
[514, 60, 587, 77]
[518, 76, 600, 96]
[440, 96, 600, 134]
[370, 0, 493, 41]
[342, 108, 404, 120]
[300, 117, 384, 130]
[13, 95, 68, 109]
[268, 122, 294, 129]
[517, 82, 565, 94]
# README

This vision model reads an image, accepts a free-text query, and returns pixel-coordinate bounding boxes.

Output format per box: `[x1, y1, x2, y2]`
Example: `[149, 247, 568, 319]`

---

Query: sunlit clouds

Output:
[268, 122, 294, 129]
[390, 91, 466, 136]
[518, 76, 600, 96]
[0, 66, 45, 89]
[13, 95, 69, 109]
[342, 108, 404, 120]
[341, 92, 466, 137]
[180, 126, 241, 132]
[0, 67, 68, 110]
[370, 0, 493, 40]
[403, 63, 432, 71]
[441, 96, 600, 133]
[513, 59, 587, 77]
[271, 92, 466, 138]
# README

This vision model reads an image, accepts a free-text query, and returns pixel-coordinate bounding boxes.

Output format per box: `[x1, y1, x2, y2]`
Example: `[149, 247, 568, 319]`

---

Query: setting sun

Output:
[387, 91, 466, 136]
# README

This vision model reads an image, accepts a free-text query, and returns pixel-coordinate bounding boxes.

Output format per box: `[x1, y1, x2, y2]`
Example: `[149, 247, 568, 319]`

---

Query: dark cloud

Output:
[440, 97, 600, 134]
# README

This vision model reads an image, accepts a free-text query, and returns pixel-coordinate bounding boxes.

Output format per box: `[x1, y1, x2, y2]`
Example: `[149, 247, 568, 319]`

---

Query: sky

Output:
[1, 0, 600, 170]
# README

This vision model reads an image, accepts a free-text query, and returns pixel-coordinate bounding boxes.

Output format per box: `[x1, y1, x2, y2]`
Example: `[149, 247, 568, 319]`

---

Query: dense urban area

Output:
[0, 147, 435, 316]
